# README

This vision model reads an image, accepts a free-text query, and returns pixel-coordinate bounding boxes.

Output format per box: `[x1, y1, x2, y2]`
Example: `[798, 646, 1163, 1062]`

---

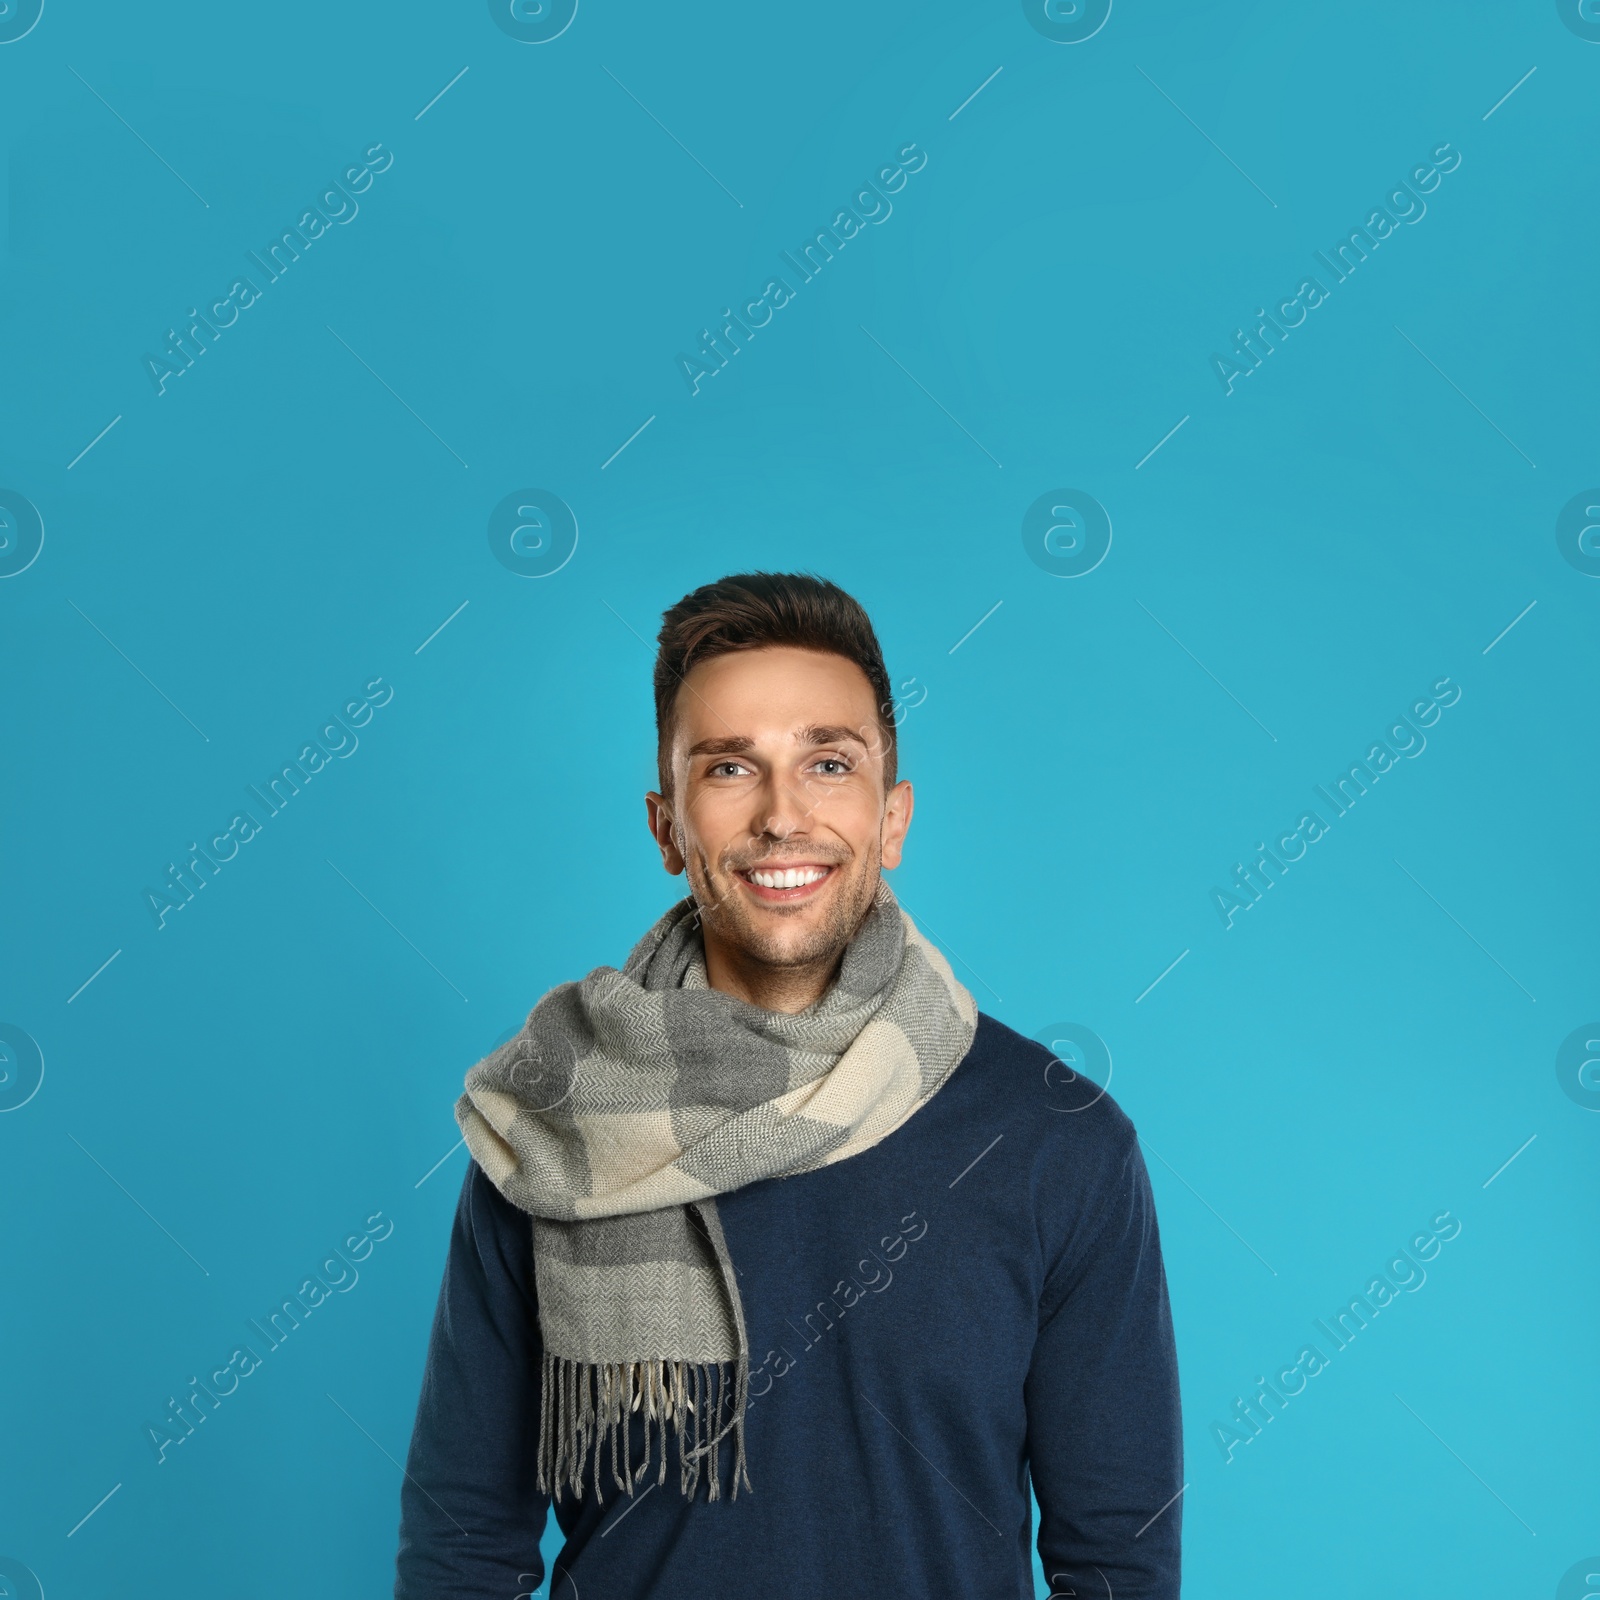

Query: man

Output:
[395, 572, 1183, 1598]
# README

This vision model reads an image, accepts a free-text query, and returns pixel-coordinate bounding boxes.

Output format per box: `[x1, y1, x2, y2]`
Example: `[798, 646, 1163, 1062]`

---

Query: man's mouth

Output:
[733, 863, 836, 903]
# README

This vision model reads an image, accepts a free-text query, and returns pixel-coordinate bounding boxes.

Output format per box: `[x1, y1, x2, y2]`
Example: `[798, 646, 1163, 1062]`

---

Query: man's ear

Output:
[645, 791, 686, 874]
[880, 779, 914, 870]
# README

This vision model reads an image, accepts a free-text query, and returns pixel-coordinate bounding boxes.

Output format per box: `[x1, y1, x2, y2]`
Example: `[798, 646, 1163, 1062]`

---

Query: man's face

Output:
[645, 645, 912, 977]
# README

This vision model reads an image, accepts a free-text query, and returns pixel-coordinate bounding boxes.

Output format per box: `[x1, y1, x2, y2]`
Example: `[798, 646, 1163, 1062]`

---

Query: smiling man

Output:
[644, 641, 911, 1014]
[395, 573, 1183, 1599]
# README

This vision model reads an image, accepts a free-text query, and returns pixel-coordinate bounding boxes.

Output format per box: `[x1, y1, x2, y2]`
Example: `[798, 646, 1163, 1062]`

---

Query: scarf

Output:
[454, 876, 977, 1506]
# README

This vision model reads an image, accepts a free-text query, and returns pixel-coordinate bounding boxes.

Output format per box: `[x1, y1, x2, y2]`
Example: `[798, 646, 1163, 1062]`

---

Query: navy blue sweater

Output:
[395, 1013, 1183, 1598]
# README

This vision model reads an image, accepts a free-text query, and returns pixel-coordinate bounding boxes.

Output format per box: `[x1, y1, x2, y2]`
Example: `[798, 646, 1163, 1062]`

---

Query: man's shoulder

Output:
[952, 1014, 1152, 1283]
[955, 1010, 1140, 1159]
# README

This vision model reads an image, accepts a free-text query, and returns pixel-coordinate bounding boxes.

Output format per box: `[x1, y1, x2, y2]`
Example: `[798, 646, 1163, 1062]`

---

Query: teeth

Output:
[749, 867, 828, 889]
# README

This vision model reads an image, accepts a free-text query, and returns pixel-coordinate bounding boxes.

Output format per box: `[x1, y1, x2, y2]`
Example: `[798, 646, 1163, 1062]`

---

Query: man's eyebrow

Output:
[684, 735, 755, 760]
[795, 724, 871, 750]
[682, 725, 872, 761]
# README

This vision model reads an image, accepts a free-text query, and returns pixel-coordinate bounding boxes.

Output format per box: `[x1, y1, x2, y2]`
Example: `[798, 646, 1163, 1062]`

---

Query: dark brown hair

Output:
[653, 571, 897, 796]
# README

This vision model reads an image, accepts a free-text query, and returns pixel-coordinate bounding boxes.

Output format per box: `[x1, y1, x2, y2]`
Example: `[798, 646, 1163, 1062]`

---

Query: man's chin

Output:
[701, 892, 859, 971]
[716, 915, 844, 972]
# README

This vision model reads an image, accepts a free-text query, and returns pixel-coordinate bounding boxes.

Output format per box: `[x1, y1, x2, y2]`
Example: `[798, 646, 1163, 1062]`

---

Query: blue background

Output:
[2, 1, 1596, 1595]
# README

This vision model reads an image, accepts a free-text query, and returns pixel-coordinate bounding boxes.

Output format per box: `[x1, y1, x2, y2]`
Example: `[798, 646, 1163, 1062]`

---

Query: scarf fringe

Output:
[536, 1352, 752, 1506]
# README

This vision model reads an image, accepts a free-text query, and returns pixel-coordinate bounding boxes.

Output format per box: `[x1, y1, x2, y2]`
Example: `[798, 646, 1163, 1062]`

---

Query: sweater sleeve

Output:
[1023, 1130, 1183, 1600]
[394, 1159, 551, 1598]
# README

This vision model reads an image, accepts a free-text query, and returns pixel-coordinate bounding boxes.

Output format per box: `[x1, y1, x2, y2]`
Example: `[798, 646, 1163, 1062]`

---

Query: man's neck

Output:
[702, 939, 844, 1015]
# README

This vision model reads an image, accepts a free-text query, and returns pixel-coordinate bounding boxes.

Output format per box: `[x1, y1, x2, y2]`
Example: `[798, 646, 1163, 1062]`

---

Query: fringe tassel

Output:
[536, 1351, 753, 1506]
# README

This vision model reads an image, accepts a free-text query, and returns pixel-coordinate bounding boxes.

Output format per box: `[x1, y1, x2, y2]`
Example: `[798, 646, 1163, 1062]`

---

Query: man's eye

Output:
[812, 758, 852, 776]
[709, 761, 748, 778]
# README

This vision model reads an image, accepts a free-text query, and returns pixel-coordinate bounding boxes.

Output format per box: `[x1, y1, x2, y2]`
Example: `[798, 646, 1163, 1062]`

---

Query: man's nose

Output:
[753, 773, 812, 840]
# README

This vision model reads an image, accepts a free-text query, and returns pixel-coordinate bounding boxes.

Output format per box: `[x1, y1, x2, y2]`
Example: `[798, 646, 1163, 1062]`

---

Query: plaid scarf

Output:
[454, 877, 977, 1505]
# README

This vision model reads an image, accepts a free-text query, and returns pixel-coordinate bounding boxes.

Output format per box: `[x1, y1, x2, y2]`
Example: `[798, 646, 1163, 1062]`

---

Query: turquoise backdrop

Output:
[2, 1, 1596, 1595]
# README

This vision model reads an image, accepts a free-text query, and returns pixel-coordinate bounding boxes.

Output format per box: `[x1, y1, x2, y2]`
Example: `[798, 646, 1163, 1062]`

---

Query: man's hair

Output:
[653, 571, 897, 797]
